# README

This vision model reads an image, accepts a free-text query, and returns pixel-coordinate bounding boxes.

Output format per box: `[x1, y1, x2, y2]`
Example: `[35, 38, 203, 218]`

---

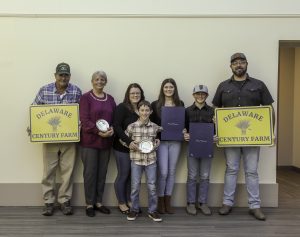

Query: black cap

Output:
[230, 53, 247, 63]
[56, 62, 70, 75]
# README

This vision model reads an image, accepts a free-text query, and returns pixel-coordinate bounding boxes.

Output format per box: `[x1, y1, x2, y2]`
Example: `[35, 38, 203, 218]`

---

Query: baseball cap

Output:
[230, 53, 247, 63]
[56, 62, 70, 75]
[193, 85, 208, 94]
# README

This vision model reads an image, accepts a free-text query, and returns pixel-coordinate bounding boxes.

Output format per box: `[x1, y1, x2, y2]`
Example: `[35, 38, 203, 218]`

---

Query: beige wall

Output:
[1, 0, 300, 15]
[0, 16, 283, 186]
[278, 47, 295, 166]
[6, 1, 300, 206]
[293, 48, 300, 168]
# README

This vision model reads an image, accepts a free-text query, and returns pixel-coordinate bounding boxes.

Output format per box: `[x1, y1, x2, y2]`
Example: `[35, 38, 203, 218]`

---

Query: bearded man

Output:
[212, 53, 274, 221]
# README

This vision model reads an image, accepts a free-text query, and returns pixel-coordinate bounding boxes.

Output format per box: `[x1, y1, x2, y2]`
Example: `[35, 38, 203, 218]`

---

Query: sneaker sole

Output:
[148, 214, 162, 222]
[186, 209, 197, 216]
[127, 216, 137, 221]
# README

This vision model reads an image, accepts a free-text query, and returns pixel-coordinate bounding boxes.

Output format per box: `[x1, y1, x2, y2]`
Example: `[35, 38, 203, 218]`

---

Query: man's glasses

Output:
[231, 60, 247, 66]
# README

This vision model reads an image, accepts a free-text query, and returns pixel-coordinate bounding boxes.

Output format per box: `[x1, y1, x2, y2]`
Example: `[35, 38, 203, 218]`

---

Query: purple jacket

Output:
[79, 90, 116, 149]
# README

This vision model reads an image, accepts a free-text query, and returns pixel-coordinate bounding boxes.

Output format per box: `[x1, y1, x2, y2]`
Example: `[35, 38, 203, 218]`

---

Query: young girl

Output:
[150, 78, 184, 214]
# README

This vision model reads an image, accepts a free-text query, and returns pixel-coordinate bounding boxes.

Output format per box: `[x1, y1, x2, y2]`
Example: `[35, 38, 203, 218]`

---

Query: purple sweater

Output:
[79, 90, 116, 149]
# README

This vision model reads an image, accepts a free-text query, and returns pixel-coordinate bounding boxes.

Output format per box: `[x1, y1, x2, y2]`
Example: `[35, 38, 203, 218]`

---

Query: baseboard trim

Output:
[277, 165, 300, 173]
[0, 183, 278, 207]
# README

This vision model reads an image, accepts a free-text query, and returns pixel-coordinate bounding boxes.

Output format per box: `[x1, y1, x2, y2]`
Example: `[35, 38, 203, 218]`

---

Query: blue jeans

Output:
[186, 156, 212, 204]
[130, 162, 157, 213]
[157, 141, 181, 196]
[114, 150, 131, 204]
[223, 147, 261, 209]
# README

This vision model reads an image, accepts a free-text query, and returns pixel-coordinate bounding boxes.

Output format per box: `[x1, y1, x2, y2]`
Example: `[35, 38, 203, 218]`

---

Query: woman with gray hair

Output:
[79, 71, 116, 217]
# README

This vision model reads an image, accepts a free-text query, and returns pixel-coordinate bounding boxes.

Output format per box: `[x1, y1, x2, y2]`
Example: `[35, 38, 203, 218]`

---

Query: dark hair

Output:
[137, 100, 152, 110]
[155, 78, 181, 116]
[123, 83, 145, 111]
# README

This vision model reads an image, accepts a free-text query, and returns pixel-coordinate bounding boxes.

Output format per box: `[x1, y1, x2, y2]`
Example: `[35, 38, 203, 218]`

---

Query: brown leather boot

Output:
[165, 195, 175, 214]
[157, 196, 165, 214]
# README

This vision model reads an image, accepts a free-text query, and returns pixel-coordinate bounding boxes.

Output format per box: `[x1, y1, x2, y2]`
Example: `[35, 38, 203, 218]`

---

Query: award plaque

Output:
[139, 139, 154, 153]
[96, 119, 109, 132]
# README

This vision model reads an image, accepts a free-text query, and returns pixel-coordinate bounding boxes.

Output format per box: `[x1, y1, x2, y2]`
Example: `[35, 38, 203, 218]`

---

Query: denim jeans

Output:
[186, 156, 212, 204]
[130, 162, 157, 213]
[157, 141, 181, 196]
[223, 147, 261, 209]
[114, 150, 131, 204]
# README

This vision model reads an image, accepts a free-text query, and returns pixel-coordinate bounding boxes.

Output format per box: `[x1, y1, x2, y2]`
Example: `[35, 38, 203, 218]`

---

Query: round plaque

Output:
[96, 119, 109, 132]
[139, 139, 154, 153]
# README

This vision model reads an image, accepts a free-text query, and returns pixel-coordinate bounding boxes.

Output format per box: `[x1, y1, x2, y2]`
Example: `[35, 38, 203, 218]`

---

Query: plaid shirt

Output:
[33, 82, 82, 105]
[125, 119, 162, 166]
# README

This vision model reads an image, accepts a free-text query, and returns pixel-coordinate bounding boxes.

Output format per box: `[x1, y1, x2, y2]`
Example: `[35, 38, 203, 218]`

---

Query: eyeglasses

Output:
[129, 92, 141, 95]
[231, 60, 247, 66]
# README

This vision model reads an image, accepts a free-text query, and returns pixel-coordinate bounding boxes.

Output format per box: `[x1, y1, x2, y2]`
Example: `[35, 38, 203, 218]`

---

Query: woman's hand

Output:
[98, 127, 114, 138]
[183, 128, 190, 141]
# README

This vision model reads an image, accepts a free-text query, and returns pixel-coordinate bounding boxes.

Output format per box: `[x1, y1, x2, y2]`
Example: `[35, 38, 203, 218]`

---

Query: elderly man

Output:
[212, 53, 274, 221]
[32, 63, 82, 216]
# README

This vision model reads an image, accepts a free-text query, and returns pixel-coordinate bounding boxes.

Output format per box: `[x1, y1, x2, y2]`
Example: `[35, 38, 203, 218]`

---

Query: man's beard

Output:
[232, 66, 247, 77]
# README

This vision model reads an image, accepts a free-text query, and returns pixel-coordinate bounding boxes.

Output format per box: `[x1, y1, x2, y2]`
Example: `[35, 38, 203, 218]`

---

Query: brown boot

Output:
[157, 196, 165, 214]
[165, 195, 175, 214]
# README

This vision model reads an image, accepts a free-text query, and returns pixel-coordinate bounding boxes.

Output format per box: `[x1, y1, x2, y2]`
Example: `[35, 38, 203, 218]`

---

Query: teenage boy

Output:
[121, 100, 162, 222]
[183, 85, 215, 216]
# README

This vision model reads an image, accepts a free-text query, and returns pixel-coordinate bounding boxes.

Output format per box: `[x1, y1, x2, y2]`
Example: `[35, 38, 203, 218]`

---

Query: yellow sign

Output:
[30, 104, 80, 143]
[215, 106, 274, 147]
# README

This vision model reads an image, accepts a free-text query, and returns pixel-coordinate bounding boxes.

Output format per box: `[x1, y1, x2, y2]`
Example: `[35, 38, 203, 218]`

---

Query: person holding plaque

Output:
[212, 53, 274, 221]
[120, 100, 162, 222]
[150, 78, 184, 214]
[113, 83, 145, 214]
[79, 71, 116, 217]
[183, 85, 214, 216]
[32, 62, 82, 216]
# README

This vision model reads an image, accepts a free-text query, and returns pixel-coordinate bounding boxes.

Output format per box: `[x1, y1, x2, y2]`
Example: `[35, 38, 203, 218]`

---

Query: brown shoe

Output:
[164, 195, 175, 214]
[218, 204, 232, 215]
[157, 196, 165, 214]
[42, 203, 54, 216]
[249, 208, 266, 221]
[60, 201, 73, 215]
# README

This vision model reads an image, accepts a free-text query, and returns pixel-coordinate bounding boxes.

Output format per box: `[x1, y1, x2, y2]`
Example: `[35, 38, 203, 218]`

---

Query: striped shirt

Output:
[33, 82, 82, 105]
[125, 119, 162, 166]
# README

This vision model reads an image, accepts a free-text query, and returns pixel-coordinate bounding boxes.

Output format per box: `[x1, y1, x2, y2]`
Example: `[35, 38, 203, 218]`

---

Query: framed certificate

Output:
[189, 123, 214, 158]
[29, 104, 80, 143]
[161, 106, 185, 141]
[215, 106, 274, 147]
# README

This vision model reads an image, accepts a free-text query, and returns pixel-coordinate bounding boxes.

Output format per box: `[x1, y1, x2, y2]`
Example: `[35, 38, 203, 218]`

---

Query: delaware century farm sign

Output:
[29, 104, 80, 143]
[215, 106, 274, 147]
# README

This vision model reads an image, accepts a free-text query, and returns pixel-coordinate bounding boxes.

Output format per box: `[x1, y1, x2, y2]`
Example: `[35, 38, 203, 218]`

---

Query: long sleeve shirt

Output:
[79, 90, 116, 149]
